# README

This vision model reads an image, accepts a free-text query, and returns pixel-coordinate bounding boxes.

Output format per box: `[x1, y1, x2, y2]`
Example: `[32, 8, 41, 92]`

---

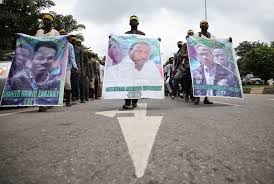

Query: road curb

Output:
[243, 87, 274, 94]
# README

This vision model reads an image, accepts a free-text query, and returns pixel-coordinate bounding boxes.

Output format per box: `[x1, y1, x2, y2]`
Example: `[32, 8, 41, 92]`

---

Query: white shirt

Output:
[35, 29, 60, 37]
[105, 56, 163, 86]
[165, 64, 173, 78]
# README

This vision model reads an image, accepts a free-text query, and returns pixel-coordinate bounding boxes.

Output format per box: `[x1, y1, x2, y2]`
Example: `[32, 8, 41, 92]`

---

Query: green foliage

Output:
[0, 1, 86, 50]
[50, 11, 86, 34]
[0, 0, 55, 50]
[235, 41, 274, 81]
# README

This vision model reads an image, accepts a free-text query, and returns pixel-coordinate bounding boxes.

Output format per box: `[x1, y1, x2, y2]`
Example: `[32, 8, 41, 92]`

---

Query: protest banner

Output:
[103, 34, 164, 99]
[187, 36, 243, 98]
[0, 33, 68, 106]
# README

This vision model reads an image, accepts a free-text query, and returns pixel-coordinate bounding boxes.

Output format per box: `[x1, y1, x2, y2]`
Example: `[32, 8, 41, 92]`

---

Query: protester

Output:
[82, 49, 91, 101]
[164, 57, 174, 96]
[35, 13, 60, 112]
[122, 15, 145, 109]
[182, 30, 194, 101]
[59, 29, 78, 107]
[88, 52, 100, 99]
[70, 35, 83, 103]
[35, 13, 59, 37]
[171, 41, 184, 99]
[98, 60, 105, 98]
[192, 20, 215, 105]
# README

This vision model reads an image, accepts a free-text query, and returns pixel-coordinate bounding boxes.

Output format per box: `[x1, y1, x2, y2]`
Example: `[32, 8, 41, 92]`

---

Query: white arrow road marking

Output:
[96, 103, 163, 178]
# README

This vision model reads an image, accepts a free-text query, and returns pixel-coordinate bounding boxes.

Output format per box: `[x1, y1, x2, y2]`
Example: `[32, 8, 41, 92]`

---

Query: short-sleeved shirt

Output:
[35, 29, 60, 37]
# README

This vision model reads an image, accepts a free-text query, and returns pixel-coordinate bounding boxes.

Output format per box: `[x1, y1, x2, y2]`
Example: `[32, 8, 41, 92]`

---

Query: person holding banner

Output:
[35, 13, 60, 112]
[191, 20, 234, 104]
[192, 20, 215, 105]
[122, 15, 145, 110]
[35, 13, 59, 37]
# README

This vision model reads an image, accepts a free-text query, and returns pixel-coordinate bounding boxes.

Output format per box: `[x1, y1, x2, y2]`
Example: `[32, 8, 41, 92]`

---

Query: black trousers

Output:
[125, 99, 138, 106]
[71, 73, 80, 100]
[80, 76, 89, 101]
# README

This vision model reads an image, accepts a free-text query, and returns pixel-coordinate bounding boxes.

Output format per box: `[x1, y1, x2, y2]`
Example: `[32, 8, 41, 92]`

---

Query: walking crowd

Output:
[2, 12, 236, 111]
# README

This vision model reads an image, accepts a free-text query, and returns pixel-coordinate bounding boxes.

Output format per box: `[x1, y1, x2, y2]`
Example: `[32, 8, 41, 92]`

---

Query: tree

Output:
[235, 41, 274, 81]
[244, 45, 274, 82]
[235, 41, 253, 57]
[50, 11, 86, 34]
[270, 41, 274, 48]
[0, 0, 55, 50]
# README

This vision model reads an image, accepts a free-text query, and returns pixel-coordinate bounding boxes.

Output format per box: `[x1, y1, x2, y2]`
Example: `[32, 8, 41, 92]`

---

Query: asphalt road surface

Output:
[0, 94, 273, 184]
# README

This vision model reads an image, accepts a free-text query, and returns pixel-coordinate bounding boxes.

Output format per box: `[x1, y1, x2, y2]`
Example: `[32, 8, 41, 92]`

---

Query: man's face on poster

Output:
[109, 42, 122, 65]
[196, 45, 214, 66]
[32, 46, 57, 81]
[130, 43, 151, 66]
[213, 48, 229, 66]
[15, 47, 31, 70]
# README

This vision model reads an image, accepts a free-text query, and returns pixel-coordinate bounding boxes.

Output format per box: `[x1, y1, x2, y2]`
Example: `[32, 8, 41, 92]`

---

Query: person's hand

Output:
[15, 33, 21, 39]
[228, 37, 232, 43]
[158, 38, 161, 42]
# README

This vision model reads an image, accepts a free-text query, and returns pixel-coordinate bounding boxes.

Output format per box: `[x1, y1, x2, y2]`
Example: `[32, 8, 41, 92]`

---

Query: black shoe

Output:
[203, 99, 213, 104]
[193, 97, 200, 105]
[72, 101, 78, 105]
[171, 95, 176, 100]
[85, 98, 89, 101]
[122, 104, 133, 110]
[38, 106, 47, 112]
[132, 103, 137, 108]
[66, 102, 72, 107]
[81, 100, 85, 103]
[184, 96, 189, 102]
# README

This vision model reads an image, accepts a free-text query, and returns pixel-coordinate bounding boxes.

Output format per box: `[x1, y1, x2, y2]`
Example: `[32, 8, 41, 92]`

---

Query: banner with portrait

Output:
[103, 34, 164, 99]
[187, 36, 243, 98]
[0, 33, 68, 106]
[0, 62, 12, 98]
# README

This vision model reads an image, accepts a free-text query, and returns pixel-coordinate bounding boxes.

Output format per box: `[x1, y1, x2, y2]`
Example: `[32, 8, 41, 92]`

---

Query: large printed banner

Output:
[0, 33, 68, 106]
[187, 36, 243, 98]
[103, 34, 164, 99]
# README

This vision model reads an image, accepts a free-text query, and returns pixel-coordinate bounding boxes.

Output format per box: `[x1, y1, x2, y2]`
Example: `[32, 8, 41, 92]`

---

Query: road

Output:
[0, 95, 273, 184]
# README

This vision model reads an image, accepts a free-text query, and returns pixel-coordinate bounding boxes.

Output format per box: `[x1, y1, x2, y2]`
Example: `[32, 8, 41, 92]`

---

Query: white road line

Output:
[268, 99, 274, 101]
[212, 101, 242, 107]
[0, 108, 36, 117]
[96, 103, 163, 178]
